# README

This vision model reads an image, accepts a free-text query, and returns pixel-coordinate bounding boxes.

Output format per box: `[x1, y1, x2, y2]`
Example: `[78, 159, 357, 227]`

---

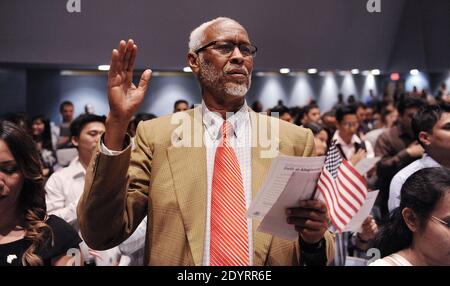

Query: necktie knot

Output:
[221, 121, 233, 141]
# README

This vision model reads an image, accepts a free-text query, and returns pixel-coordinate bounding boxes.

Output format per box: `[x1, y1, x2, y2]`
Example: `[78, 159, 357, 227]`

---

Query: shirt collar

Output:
[202, 100, 250, 141]
[67, 156, 86, 179]
[333, 131, 361, 146]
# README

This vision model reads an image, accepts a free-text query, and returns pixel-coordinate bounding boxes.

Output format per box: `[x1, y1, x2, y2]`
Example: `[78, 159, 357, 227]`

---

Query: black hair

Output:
[30, 115, 53, 151]
[303, 122, 326, 136]
[173, 100, 189, 110]
[70, 114, 106, 138]
[303, 104, 319, 115]
[0, 120, 53, 266]
[335, 105, 357, 123]
[322, 110, 336, 118]
[2, 112, 30, 133]
[355, 102, 367, 110]
[134, 113, 156, 124]
[380, 105, 396, 124]
[411, 103, 450, 147]
[59, 101, 74, 113]
[251, 100, 263, 113]
[126, 113, 156, 138]
[373, 167, 450, 257]
[270, 105, 291, 117]
[396, 96, 426, 116]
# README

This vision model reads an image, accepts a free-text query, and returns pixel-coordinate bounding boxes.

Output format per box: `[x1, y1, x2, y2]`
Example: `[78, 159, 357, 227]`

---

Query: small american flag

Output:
[317, 142, 368, 232]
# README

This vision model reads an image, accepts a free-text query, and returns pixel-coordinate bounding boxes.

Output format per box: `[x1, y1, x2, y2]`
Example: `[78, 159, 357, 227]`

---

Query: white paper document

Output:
[247, 155, 325, 241]
[343, 190, 379, 233]
[354, 157, 380, 175]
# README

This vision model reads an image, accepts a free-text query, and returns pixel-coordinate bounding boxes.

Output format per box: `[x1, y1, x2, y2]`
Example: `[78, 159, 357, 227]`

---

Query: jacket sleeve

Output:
[77, 123, 152, 250]
[375, 133, 412, 179]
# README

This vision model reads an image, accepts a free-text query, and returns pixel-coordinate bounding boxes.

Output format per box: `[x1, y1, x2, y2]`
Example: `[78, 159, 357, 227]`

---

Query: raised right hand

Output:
[108, 39, 152, 122]
[104, 39, 152, 150]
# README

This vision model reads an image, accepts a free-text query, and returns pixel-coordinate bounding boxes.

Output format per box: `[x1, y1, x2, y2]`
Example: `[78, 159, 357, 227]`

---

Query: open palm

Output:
[108, 39, 152, 121]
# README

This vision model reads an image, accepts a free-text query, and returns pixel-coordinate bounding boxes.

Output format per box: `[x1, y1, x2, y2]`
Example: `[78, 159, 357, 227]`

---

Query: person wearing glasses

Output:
[76, 17, 335, 266]
[332, 105, 375, 162]
[371, 167, 450, 266]
[327, 105, 379, 266]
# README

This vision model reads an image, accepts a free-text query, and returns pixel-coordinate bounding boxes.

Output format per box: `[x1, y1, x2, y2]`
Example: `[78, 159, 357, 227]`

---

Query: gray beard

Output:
[198, 57, 250, 98]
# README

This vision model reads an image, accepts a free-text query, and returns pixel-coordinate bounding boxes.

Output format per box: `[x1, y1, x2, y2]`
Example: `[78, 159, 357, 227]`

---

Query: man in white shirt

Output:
[46, 114, 106, 226]
[333, 105, 375, 161]
[46, 114, 127, 266]
[331, 105, 379, 266]
[388, 103, 450, 212]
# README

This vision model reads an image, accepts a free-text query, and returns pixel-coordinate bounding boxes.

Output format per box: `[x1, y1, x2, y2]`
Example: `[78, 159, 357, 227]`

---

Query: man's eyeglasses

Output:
[431, 216, 450, 228]
[341, 122, 359, 128]
[194, 41, 257, 58]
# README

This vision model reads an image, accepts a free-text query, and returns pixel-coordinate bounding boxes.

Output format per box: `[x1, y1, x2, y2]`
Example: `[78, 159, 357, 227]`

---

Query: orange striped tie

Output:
[210, 121, 249, 266]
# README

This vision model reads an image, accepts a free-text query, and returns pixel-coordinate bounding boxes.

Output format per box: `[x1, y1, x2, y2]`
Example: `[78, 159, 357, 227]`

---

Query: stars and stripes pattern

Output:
[210, 121, 249, 266]
[317, 142, 368, 232]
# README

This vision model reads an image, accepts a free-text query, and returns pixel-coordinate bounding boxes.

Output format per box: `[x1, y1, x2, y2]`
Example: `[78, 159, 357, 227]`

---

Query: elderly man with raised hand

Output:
[77, 17, 334, 266]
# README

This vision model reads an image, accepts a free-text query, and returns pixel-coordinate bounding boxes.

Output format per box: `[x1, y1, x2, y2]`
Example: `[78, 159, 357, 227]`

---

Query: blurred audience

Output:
[303, 122, 329, 156]
[388, 103, 450, 212]
[173, 99, 189, 113]
[30, 115, 57, 178]
[374, 96, 427, 220]
[57, 101, 74, 149]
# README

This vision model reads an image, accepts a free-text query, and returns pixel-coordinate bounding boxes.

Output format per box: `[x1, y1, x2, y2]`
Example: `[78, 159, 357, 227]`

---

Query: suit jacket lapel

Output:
[167, 107, 206, 266]
[250, 111, 277, 265]
[166, 109, 282, 266]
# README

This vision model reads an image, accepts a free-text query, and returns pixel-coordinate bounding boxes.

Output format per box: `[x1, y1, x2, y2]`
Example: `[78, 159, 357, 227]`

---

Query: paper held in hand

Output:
[246, 155, 326, 241]
[247, 155, 381, 240]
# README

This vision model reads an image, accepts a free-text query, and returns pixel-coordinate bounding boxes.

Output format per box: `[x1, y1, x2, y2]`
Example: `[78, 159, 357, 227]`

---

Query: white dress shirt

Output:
[201, 101, 253, 266]
[100, 101, 254, 265]
[388, 154, 440, 213]
[332, 131, 375, 160]
[46, 157, 85, 225]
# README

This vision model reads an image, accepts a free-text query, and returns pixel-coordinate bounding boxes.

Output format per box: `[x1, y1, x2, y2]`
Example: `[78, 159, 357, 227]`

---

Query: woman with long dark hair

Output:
[30, 115, 57, 178]
[371, 167, 450, 266]
[0, 121, 81, 266]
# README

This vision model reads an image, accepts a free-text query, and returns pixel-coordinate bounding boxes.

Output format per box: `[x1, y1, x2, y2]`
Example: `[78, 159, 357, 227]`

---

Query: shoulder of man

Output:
[46, 163, 77, 186]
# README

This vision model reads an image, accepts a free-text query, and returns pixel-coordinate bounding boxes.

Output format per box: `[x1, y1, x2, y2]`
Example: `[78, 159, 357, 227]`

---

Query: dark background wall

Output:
[1, 0, 449, 121]
[1, 0, 449, 71]
[0, 68, 27, 114]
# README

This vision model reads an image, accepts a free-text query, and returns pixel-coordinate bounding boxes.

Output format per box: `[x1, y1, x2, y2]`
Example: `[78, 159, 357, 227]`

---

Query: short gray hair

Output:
[188, 17, 243, 53]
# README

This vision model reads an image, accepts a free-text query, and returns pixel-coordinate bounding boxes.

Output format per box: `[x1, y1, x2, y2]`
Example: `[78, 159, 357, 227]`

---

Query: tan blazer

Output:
[77, 107, 335, 265]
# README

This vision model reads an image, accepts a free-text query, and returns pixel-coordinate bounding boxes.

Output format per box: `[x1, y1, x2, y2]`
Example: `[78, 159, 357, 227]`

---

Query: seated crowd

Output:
[1, 85, 449, 266]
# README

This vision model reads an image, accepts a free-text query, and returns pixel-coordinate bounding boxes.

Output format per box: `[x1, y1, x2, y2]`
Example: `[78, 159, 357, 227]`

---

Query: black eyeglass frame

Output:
[194, 40, 258, 57]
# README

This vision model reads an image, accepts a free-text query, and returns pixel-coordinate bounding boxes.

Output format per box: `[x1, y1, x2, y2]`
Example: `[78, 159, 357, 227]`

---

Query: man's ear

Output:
[187, 52, 200, 74]
[402, 207, 419, 232]
[418, 131, 432, 147]
[71, 136, 79, 147]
